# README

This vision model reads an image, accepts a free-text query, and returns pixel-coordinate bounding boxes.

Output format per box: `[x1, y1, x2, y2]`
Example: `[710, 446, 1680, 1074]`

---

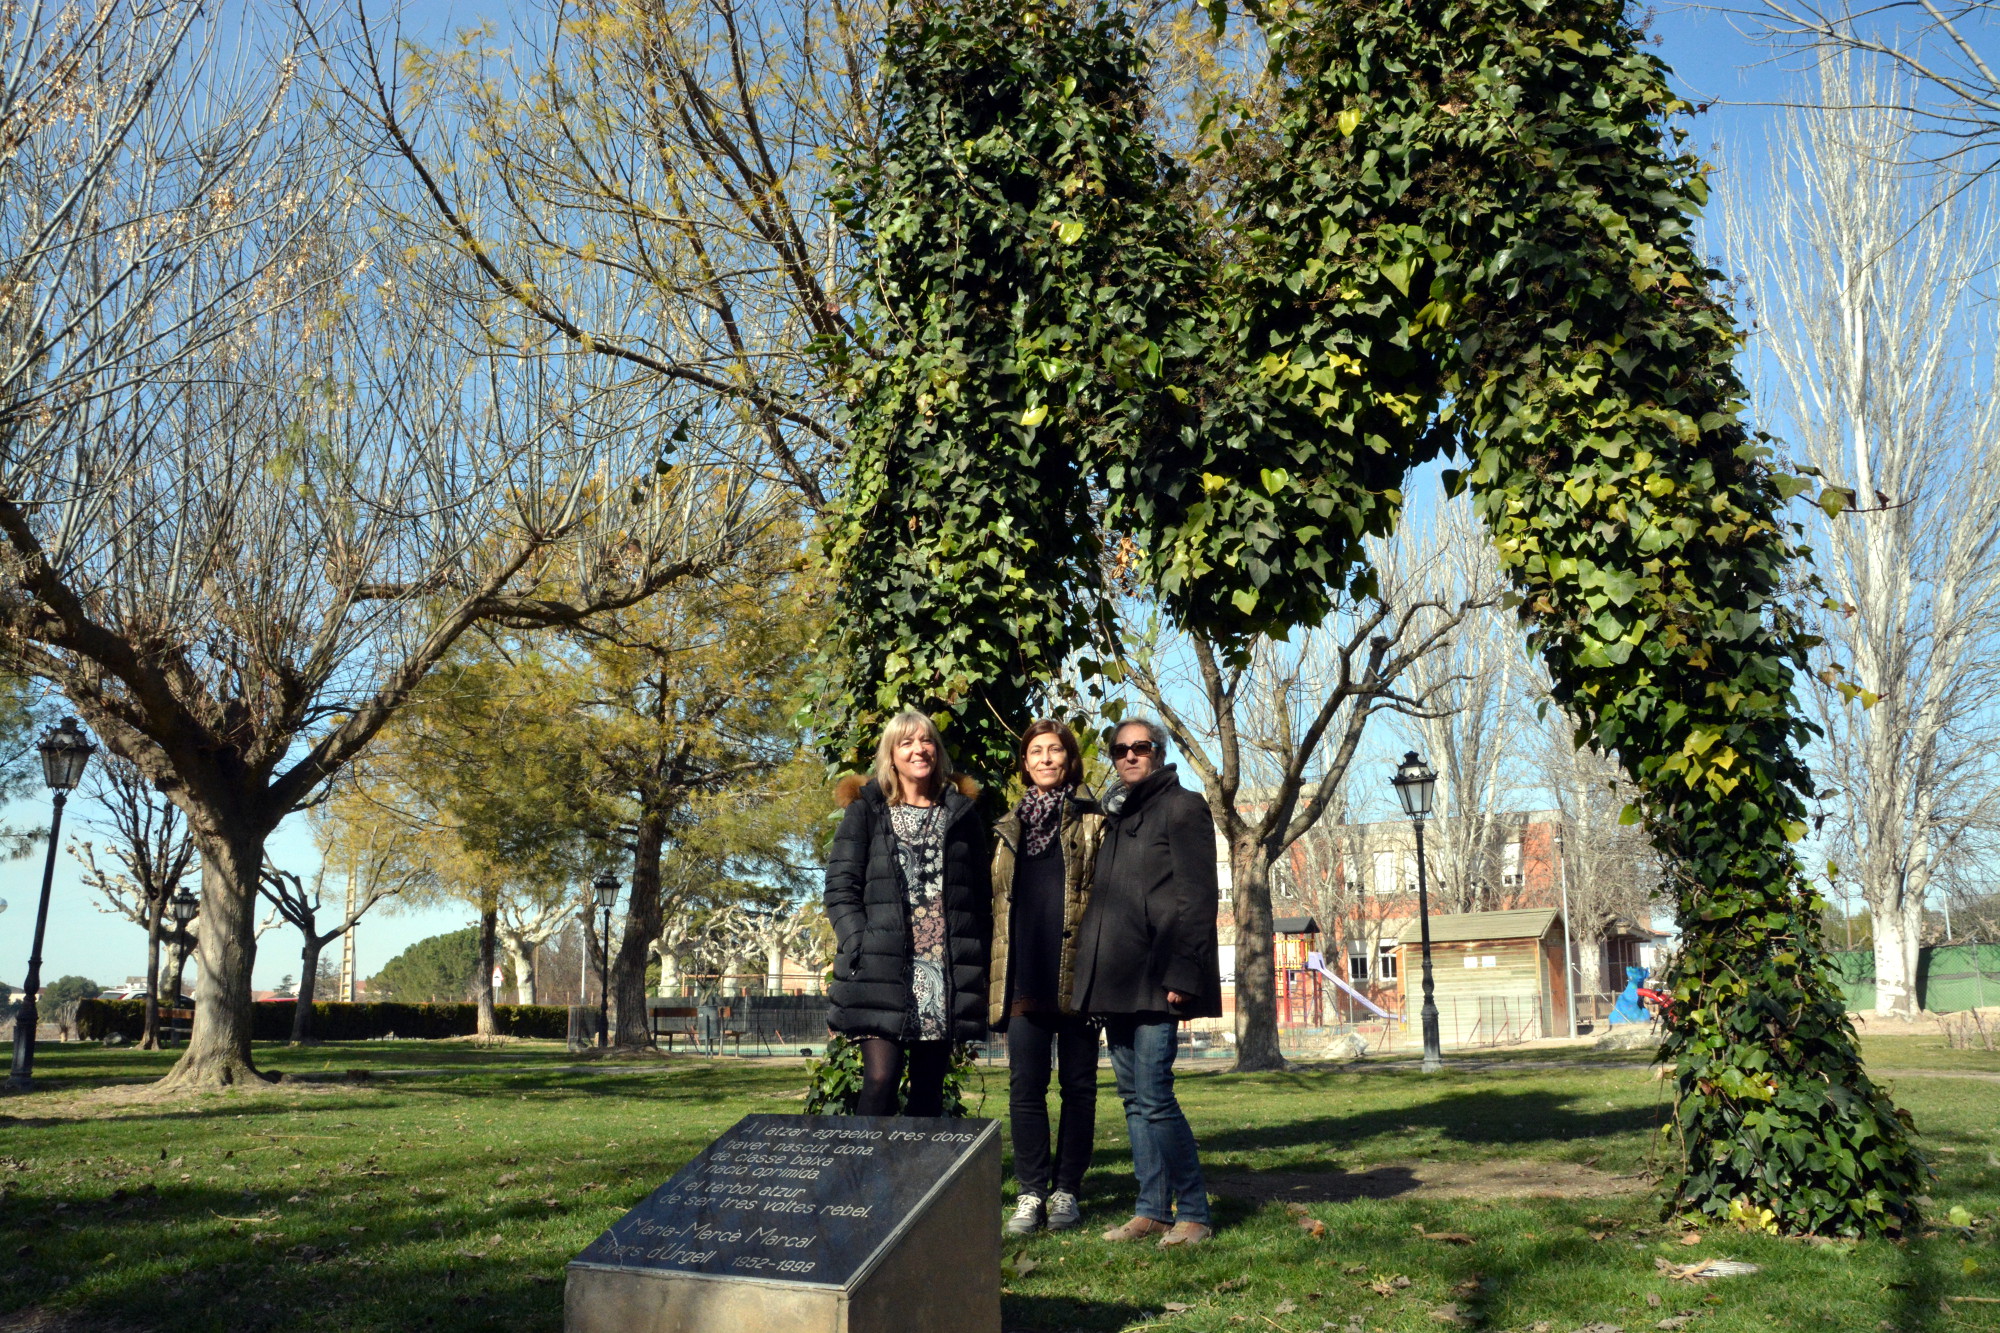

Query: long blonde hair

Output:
[872, 710, 954, 806]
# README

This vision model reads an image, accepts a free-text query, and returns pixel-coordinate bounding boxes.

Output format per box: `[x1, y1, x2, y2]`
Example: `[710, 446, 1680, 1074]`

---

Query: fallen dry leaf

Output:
[1679, 1231, 1702, 1246]
[1654, 1257, 1761, 1282]
[496, 1172, 519, 1188]
[1215, 1276, 1249, 1293]
[1343, 1263, 1368, 1274]
[1656, 1316, 1699, 1330]
[1274, 1300, 1297, 1315]
[1296, 1216, 1328, 1239]
[1163, 1302, 1191, 1313]
[1428, 1302, 1475, 1326]
[1647, 1293, 1663, 1308]
[1573, 1324, 1625, 1333]
[1370, 1280, 1396, 1297]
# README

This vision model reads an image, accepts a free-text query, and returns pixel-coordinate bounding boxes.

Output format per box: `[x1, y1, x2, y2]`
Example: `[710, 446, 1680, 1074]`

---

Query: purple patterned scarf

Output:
[1017, 782, 1073, 858]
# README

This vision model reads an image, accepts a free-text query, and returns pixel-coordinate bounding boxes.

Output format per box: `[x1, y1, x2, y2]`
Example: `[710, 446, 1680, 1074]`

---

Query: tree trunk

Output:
[1231, 837, 1287, 1072]
[476, 903, 499, 1036]
[1872, 896, 1925, 1019]
[158, 831, 274, 1089]
[292, 934, 324, 1044]
[502, 939, 535, 1005]
[140, 893, 166, 1050]
[613, 805, 669, 1047]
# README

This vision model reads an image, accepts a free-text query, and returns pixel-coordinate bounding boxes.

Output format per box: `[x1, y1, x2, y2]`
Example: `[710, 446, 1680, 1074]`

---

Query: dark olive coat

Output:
[987, 787, 1104, 1030]
[1069, 765, 1223, 1019]
[823, 773, 993, 1042]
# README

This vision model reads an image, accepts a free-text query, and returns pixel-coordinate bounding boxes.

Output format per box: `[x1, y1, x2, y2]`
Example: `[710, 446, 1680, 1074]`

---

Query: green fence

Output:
[1826, 945, 2000, 1013]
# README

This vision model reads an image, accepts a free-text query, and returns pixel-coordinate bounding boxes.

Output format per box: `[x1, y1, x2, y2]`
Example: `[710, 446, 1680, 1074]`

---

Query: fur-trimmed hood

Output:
[834, 771, 982, 808]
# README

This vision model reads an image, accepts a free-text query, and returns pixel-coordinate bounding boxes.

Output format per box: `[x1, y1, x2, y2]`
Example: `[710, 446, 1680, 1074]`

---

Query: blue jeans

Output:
[1102, 1016, 1209, 1225]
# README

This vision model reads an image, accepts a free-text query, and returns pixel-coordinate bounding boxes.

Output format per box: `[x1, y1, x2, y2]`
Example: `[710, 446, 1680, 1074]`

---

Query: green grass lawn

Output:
[1, 1040, 1995, 1332]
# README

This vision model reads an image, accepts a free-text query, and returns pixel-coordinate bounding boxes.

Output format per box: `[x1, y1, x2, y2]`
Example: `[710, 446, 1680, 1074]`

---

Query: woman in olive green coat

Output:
[991, 720, 1104, 1235]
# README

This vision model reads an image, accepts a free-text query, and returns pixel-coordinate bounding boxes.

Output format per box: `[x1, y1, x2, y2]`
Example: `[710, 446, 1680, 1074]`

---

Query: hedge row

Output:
[74, 999, 572, 1042]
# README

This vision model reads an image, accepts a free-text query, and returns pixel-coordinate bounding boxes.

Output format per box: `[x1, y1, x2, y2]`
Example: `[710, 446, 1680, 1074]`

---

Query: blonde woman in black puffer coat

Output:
[823, 710, 991, 1116]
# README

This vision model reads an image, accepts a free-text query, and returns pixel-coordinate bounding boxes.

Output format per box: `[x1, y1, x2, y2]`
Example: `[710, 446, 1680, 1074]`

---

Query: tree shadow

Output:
[1001, 1293, 1148, 1332]
[1199, 1084, 1658, 1157]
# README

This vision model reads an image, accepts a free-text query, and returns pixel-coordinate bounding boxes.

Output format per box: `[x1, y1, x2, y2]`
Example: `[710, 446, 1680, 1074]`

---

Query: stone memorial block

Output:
[565, 1113, 1000, 1333]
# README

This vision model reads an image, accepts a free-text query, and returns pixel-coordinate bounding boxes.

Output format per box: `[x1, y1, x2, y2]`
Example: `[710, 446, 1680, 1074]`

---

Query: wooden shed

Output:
[1394, 909, 1570, 1045]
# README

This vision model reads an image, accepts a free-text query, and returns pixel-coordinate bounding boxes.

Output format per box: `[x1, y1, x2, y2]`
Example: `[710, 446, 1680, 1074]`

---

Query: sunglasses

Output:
[1110, 741, 1158, 759]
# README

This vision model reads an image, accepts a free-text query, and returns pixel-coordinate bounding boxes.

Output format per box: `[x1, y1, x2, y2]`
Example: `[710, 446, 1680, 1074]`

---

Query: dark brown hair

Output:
[1018, 718, 1083, 787]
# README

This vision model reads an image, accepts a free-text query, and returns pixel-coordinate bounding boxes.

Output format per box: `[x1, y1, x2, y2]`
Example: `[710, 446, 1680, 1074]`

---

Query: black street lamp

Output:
[9, 717, 97, 1090]
[163, 888, 198, 1043]
[593, 873, 620, 1048]
[1391, 751, 1443, 1073]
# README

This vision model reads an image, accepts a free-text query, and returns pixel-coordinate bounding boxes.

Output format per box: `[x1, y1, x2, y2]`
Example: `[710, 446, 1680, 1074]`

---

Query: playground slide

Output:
[1305, 951, 1400, 1021]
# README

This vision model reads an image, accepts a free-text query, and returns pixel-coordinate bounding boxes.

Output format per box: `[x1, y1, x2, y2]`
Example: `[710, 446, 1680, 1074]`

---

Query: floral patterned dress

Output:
[889, 801, 949, 1041]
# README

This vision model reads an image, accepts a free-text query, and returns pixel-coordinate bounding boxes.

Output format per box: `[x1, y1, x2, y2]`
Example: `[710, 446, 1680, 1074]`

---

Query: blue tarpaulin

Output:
[1607, 965, 1651, 1025]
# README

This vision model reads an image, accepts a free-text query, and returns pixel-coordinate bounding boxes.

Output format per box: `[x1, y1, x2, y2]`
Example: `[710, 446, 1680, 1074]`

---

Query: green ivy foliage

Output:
[1232, 0, 1925, 1236]
[802, 1033, 983, 1117]
[816, 0, 1201, 782]
[821, 0, 1923, 1234]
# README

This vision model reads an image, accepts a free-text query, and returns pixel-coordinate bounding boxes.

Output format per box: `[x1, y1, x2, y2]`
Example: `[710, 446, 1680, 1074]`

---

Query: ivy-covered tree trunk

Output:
[825, 0, 1922, 1236]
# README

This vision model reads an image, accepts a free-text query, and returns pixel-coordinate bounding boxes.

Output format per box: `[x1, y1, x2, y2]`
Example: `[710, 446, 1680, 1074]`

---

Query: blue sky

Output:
[0, 2, 1934, 994]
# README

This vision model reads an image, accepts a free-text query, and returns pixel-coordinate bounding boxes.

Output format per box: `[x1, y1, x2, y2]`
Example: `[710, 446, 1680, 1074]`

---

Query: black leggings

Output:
[855, 1037, 952, 1116]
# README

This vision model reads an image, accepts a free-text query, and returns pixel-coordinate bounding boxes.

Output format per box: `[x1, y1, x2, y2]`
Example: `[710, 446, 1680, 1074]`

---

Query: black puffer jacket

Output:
[1070, 765, 1223, 1019]
[823, 773, 993, 1042]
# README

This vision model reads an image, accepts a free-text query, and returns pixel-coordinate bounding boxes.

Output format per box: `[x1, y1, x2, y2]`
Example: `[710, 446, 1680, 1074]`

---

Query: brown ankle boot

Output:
[1100, 1215, 1171, 1242]
[1157, 1220, 1215, 1248]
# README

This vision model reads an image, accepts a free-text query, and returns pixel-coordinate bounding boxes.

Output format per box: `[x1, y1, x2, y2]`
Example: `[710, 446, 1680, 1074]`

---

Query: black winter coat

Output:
[823, 774, 993, 1042]
[1069, 766, 1223, 1019]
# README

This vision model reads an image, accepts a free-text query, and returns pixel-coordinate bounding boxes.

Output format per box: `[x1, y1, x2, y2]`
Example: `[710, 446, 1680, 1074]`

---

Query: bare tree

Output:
[498, 890, 578, 1005]
[1750, 0, 2000, 175]
[1382, 501, 1529, 912]
[260, 823, 427, 1041]
[316, 0, 884, 510]
[1117, 527, 1489, 1070]
[1535, 709, 1662, 995]
[1724, 53, 2000, 1018]
[71, 755, 196, 1047]
[1, 106, 773, 1091]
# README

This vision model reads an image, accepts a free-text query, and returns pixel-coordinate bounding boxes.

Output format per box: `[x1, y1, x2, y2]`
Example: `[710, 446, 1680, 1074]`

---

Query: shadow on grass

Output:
[1001, 1292, 1149, 1332]
[1199, 1084, 1659, 1156]
[1, 1175, 589, 1333]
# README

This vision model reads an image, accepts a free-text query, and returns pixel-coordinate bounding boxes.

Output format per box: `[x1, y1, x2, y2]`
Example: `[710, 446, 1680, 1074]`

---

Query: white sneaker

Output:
[1005, 1193, 1045, 1236]
[1045, 1190, 1081, 1231]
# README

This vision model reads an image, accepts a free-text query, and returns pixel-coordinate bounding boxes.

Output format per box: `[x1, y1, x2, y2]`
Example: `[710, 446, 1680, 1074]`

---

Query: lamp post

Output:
[1391, 751, 1443, 1073]
[165, 889, 198, 1041]
[593, 872, 620, 1048]
[9, 717, 97, 1090]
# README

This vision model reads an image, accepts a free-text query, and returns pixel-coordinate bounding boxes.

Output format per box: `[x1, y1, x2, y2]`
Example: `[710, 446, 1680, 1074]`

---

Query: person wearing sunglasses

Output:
[991, 720, 1106, 1236]
[824, 710, 992, 1116]
[1070, 718, 1220, 1248]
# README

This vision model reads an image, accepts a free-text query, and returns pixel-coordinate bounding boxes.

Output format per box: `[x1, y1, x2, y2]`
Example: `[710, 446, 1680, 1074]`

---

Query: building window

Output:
[1501, 840, 1523, 888]
[1377, 942, 1399, 980]
[1346, 944, 1370, 981]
